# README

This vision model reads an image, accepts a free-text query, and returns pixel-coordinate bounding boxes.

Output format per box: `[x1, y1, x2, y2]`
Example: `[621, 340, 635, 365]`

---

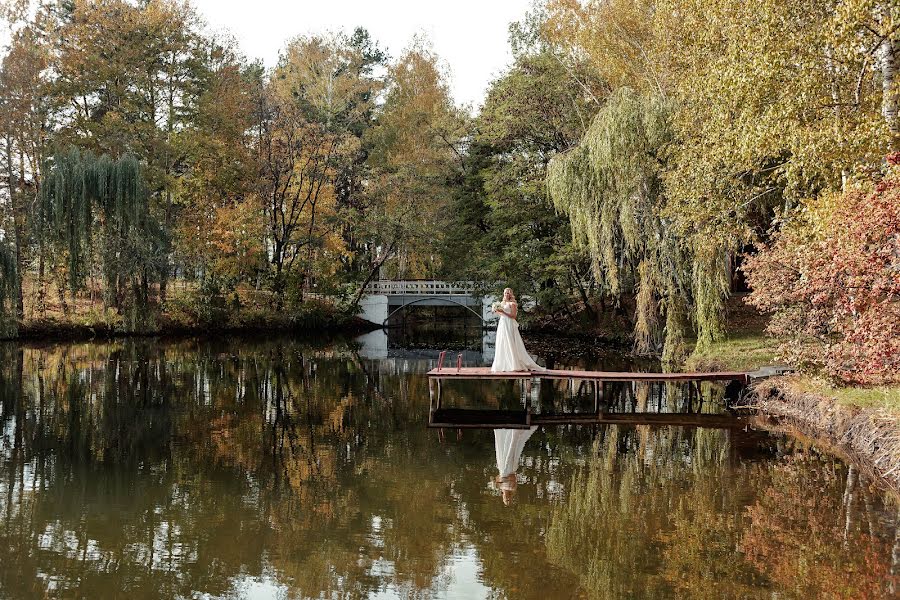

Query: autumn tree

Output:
[0, 12, 49, 318]
[743, 160, 900, 384]
[541, 0, 900, 357]
[257, 33, 375, 306]
[49, 0, 212, 300]
[176, 48, 265, 284]
[362, 38, 467, 287]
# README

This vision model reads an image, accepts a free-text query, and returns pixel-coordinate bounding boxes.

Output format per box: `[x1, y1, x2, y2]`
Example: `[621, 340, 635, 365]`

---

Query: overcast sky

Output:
[191, 0, 533, 109]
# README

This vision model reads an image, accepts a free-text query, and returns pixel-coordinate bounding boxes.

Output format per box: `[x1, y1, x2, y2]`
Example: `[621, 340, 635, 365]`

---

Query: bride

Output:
[491, 288, 544, 372]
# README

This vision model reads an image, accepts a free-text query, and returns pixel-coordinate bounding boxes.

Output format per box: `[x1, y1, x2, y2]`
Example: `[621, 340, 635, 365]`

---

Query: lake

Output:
[0, 333, 897, 599]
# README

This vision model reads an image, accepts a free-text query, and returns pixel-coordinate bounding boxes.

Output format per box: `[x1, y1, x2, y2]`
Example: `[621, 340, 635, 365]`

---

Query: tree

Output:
[0, 241, 15, 336]
[49, 0, 211, 300]
[0, 19, 50, 318]
[547, 89, 710, 360]
[257, 33, 377, 306]
[176, 50, 265, 284]
[541, 0, 900, 358]
[743, 159, 900, 384]
[455, 44, 605, 316]
[657, 0, 900, 258]
[38, 149, 168, 331]
[362, 38, 466, 284]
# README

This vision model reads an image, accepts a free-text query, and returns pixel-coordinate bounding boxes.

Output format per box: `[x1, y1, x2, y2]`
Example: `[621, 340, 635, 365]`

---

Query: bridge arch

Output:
[383, 297, 485, 326]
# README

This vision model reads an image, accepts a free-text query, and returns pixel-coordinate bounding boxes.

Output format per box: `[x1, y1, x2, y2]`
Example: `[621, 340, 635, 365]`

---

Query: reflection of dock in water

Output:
[427, 364, 750, 430]
[428, 407, 746, 430]
[426, 366, 748, 384]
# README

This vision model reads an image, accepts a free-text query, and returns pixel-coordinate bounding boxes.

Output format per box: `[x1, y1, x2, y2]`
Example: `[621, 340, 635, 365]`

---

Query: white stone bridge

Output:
[358, 280, 497, 326]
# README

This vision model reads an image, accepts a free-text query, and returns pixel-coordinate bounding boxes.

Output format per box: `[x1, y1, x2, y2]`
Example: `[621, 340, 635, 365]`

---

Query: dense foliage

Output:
[0, 0, 897, 381]
[548, 89, 707, 360]
[744, 164, 900, 384]
[38, 149, 167, 330]
[0, 1, 464, 329]
[441, 43, 605, 316]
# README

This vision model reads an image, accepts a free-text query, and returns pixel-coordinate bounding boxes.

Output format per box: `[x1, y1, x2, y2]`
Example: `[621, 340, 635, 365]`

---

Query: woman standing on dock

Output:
[491, 288, 545, 372]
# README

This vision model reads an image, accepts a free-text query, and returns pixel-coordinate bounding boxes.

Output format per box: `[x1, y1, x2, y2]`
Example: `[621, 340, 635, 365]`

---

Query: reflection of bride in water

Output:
[492, 426, 537, 505]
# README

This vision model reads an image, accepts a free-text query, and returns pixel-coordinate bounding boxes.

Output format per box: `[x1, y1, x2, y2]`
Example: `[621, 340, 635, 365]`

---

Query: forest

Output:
[0, 0, 897, 387]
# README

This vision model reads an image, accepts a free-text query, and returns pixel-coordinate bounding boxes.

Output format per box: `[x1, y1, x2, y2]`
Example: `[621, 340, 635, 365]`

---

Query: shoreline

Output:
[747, 377, 900, 494]
[2, 314, 380, 344]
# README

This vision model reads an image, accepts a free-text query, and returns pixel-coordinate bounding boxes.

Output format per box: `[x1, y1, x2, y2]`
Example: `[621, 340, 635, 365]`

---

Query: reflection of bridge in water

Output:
[357, 280, 497, 326]
[354, 328, 496, 362]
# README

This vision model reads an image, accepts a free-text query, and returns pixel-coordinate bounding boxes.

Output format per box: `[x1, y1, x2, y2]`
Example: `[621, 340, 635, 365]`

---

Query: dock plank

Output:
[426, 366, 748, 384]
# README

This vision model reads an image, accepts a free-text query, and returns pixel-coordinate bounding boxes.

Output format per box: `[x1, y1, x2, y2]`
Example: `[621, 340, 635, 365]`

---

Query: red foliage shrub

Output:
[743, 172, 900, 385]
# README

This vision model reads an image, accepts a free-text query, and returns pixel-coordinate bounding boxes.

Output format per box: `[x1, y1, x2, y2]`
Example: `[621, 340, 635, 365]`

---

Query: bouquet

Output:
[491, 301, 503, 313]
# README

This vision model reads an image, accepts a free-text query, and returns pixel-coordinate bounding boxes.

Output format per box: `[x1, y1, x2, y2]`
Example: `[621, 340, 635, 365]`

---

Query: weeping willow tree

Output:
[0, 242, 17, 337]
[38, 148, 169, 331]
[547, 88, 728, 361]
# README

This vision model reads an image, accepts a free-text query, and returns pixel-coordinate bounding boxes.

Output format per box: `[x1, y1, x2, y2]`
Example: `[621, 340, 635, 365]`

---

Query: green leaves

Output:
[38, 148, 168, 330]
[547, 89, 699, 355]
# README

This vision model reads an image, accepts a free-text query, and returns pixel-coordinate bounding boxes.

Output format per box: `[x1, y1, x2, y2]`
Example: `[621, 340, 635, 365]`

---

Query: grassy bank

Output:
[753, 377, 900, 492]
[682, 294, 900, 415]
[682, 293, 780, 373]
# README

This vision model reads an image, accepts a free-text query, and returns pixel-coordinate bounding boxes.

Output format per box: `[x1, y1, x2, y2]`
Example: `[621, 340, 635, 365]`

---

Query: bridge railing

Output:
[364, 280, 478, 296]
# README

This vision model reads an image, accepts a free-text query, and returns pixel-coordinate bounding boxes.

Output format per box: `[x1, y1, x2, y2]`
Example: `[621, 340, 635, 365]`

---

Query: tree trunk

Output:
[880, 7, 898, 147]
[352, 241, 396, 307]
[272, 256, 285, 310]
[37, 243, 46, 315]
[54, 269, 68, 316]
[5, 139, 25, 319]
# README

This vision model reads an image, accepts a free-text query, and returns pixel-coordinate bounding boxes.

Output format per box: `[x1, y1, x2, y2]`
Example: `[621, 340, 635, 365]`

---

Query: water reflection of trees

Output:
[544, 426, 898, 599]
[741, 457, 899, 599]
[0, 340, 897, 599]
[0, 339, 507, 598]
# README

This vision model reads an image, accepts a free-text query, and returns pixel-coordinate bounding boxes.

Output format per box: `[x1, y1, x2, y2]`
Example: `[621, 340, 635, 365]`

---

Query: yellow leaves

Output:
[544, 0, 667, 94]
[274, 32, 381, 127]
[363, 38, 466, 277]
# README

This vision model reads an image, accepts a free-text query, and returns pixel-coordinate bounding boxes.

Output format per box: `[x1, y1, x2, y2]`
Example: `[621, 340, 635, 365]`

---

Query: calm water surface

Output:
[0, 332, 897, 599]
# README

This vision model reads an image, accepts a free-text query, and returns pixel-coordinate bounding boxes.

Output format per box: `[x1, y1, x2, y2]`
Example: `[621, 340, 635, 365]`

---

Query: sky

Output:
[191, 0, 534, 109]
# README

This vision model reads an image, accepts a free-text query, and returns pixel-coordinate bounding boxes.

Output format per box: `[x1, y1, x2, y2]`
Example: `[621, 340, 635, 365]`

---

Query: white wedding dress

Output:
[491, 301, 544, 372]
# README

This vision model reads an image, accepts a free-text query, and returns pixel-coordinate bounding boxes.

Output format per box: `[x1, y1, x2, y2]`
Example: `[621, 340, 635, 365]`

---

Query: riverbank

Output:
[683, 295, 900, 492]
[5, 300, 375, 342]
[750, 377, 900, 492]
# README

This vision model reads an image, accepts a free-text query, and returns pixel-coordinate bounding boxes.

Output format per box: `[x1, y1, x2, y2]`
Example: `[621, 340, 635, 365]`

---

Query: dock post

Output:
[429, 378, 436, 420]
[456, 353, 462, 372]
[437, 351, 446, 372]
[593, 381, 603, 414]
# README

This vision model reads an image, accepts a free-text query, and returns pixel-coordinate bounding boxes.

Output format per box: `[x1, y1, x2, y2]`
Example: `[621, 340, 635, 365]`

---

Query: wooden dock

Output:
[426, 366, 749, 384]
